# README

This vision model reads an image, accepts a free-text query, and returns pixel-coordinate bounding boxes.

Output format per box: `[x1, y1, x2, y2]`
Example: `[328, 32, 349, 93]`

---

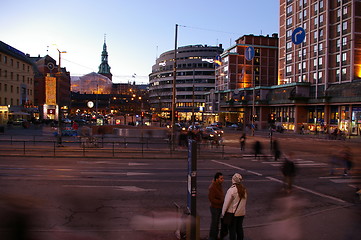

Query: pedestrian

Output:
[281, 153, 297, 192]
[272, 139, 281, 161]
[239, 133, 246, 151]
[253, 141, 262, 159]
[221, 173, 247, 240]
[339, 145, 353, 176]
[208, 172, 225, 240]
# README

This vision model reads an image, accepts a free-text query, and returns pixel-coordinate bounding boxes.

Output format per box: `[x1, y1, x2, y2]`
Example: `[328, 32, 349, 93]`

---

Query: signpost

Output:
[187, 139, 197, 240]
[245, 46, 256, 135]
[245, 46, 255, 61]
[292, 27, 306, 45]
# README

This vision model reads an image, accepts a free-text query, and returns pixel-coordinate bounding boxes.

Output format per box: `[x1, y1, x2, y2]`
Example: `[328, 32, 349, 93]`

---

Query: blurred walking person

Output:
[253, 141, 262, 159]
[281, 153, 297, 192]
[272, 139, 281, 161]
[208, 172, 225, 240]
[239, 133, 246, 151]
[221, 173, 247, 240]
[340, 145, 353, 176]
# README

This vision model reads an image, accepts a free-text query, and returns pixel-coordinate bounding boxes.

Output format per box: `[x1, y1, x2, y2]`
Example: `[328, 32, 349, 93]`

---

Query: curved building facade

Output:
[149, 44, 223, 123]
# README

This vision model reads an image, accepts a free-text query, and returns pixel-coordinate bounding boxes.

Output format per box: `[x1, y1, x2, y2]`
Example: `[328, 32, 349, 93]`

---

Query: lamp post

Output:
[171, 24, 178, 148]
[56, 48, 66, 147]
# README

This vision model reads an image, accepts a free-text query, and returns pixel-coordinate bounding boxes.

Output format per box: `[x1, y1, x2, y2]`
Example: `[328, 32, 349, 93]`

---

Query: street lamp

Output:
[56, 48, 67, 74]
[55, 47, 66, 146]
[171, 24, 178, 148]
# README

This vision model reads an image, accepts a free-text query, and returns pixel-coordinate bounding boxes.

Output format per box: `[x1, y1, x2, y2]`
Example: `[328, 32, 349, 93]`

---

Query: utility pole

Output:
[171, 24, 178, 148]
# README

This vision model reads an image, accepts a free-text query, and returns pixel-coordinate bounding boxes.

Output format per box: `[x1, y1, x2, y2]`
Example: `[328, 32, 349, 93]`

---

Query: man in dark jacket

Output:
[208, 172, 225, 240]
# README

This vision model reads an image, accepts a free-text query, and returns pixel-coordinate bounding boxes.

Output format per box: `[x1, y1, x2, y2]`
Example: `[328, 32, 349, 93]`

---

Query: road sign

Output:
[292, 27, 306, 45]
[245, 46, 255, 61]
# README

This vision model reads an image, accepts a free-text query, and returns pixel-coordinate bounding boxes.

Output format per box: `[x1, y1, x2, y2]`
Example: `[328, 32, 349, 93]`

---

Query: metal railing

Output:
[0, 135, 225, 159]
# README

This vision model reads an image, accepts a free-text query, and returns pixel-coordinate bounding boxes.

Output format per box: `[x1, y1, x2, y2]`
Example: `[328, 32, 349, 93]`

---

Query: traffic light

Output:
[141, 112, 144, 118]
[268, 113, 275, 123]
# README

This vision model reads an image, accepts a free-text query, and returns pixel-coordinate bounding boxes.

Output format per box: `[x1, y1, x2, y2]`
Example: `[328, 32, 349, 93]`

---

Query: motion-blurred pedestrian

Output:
[339, 145, 353, 176]
[208, 172, 225, 240]
[272, 139, 281, 161]
[253, 141, 262, 159]
[281, 153, 297, 192]
[239, 133, 246, 151]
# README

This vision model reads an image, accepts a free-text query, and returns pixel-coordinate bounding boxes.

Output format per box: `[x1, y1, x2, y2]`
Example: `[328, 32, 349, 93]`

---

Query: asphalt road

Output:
[0, 126, 360, 240]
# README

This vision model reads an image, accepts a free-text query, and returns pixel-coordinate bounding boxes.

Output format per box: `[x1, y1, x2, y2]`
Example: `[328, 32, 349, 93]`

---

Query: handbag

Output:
[222, 198, 241, 225]
[222, 212, 234, 225]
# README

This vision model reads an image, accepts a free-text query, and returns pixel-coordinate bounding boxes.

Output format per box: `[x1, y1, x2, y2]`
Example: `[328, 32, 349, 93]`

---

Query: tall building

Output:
[211, 34, 278, 125]
[30, 54, 71, 120]
[276, 0, 361, 134]
[149, 44, 223, 124]
[0, 41, 35, 124]
[98, 37, 112, 81]
[279, 0, 361, 90]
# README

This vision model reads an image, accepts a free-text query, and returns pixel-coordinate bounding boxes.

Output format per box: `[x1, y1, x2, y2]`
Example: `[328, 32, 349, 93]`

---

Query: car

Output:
[62, 118, 72, 124]
[202, 128, 217, 140]
[210, 122, 223, 128]
[229, 123, 242, 130]
[12, 119, 26, 125]
[208, 126, 224, 135]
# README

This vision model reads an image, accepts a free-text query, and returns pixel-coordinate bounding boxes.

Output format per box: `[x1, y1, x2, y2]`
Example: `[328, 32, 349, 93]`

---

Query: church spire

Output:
[98, 34, 112, 80]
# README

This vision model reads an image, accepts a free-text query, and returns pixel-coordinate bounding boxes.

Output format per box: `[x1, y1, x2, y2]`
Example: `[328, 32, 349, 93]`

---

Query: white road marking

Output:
[211, 160, 262, 176]
[62, 185, 156, 192]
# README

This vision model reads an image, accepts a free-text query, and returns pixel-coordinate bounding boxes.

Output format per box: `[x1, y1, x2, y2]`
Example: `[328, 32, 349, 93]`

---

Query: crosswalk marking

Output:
[245, 155, 328, 168]
[329, 178, 361, 184]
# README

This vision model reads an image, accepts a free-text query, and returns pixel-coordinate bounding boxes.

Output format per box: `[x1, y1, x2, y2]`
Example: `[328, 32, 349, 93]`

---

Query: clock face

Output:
[87, 101, 94, 108]
[47, 62, 55, 70]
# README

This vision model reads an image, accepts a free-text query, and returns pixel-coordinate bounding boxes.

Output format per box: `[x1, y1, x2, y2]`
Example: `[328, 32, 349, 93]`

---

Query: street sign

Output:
[292, 27, 306, 45]
[245, 46, 255, 61]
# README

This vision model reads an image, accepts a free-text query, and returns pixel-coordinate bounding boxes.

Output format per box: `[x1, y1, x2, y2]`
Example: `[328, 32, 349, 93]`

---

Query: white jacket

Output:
[222, 184, 247, 217]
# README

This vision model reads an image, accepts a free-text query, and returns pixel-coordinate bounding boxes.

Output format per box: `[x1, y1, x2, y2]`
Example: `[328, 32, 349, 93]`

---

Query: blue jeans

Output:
[229, 216, 244, 240]
[209, 207, 222, 240]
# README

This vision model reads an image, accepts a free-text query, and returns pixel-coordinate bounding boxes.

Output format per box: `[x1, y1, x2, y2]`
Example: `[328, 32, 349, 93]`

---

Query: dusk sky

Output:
[2, 0, 279, 84]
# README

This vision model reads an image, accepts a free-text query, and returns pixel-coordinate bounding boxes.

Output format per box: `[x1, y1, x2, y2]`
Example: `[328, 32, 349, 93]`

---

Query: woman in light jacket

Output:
[221, 173, 247, 240]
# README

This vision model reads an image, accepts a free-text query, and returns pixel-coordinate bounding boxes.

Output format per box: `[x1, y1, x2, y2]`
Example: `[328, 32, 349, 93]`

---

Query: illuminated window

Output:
[342, 52, 347, 62]
[342, 37, 347, 46]
[287, 29, 292, 37]
[342, 21, 347, 31]
[319, 14, 323, 24]
[343, 6, 347, 15]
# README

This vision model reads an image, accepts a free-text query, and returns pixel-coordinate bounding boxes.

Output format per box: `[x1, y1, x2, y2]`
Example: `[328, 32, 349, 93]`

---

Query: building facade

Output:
[276, 0, 361, 134]
[30, 54, 71, 120]
[149, 44, 223, 124]
[0, 41, 35, 124]
[208, 0, 361, 136]
[208, 34, 279, 126]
